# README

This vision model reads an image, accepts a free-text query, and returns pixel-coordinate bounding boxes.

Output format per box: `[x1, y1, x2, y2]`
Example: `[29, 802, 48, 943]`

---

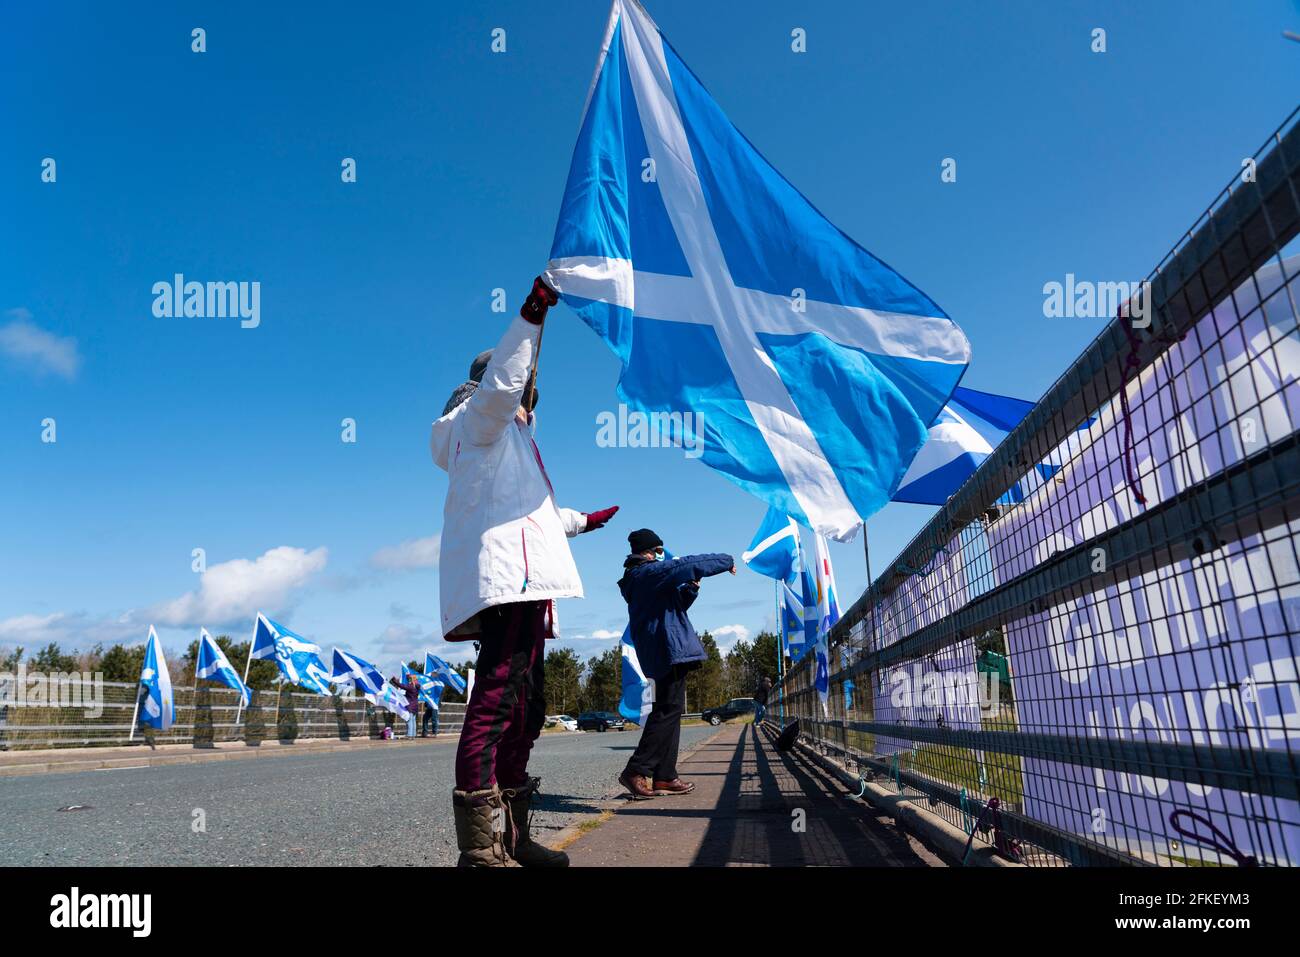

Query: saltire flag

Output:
[894, 385, 1096, 505]
[138, 626, 175, 731]
[402, 664, 445, 710]
[369, 681, 411, 721]
[544, 0, 970, 543]
[250, 612, 332, 695]
[741, 506, 801, 585]
[618, 625, 654, 722]
[780, 578, 807, 660]
[331, 648, 385, 697]
[196, 628, 250, 706]
[811, 535, 841, 708]
[425, 653, 467, 694]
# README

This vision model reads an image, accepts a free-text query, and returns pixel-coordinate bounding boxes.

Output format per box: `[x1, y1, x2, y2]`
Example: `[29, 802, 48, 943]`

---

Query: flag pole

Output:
[233, 617, 256, 729]
[128, 689, 140, 742]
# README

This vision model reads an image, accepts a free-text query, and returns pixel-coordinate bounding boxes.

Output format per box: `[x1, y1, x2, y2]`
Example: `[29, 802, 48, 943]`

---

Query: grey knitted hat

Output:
[441, 349, 497, 417]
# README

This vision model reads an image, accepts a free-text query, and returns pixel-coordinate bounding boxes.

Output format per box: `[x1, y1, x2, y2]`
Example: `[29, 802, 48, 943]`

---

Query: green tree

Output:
[579, 648, 620, 713]
[545, 647, 582, 715]
[686, 632, 724, 712]
[98, 644, 145, 683]
[0, 646, 24, 672]
[32, 642, 77, 673]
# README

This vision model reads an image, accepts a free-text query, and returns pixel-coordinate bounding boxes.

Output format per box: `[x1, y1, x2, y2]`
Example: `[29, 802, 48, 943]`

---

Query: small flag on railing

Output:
[425, 653, 467, 694]
[138, 626, 175, 731]
[619, 625, 654, 722]
[196, 628, 250, 706]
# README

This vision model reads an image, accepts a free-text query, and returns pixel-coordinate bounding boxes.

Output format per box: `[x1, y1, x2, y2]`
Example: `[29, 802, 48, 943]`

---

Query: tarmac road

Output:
[0, 725, 719, 866]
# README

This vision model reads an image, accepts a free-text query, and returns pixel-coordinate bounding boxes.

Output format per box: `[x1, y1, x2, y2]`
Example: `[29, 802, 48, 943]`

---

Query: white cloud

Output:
[150, 546, 328, 628]
[589, 628, 621, 640]
[709, 623, 752, 653]
[370, 534, 440, 571]
[0, 309, 80, 380]
[0, 611, 139, 647]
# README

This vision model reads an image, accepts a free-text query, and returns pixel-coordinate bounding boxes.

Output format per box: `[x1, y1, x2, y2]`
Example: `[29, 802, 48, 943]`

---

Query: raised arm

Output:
[461, 278, 558, 447]
[653, 553, 735, 593]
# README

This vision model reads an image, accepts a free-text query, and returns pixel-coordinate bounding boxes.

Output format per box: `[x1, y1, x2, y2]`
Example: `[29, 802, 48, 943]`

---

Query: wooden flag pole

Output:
[233, 618, 257, 729]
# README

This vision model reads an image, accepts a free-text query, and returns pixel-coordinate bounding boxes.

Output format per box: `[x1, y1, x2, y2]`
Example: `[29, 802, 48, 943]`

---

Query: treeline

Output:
[2, 630, 781, 713]
[0, 640, 475, 704]
[542, 630, 780, 716]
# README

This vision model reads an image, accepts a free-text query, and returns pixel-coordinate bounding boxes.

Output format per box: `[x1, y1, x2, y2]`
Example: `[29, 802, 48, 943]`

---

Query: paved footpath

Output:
[564, 722, 947, 866]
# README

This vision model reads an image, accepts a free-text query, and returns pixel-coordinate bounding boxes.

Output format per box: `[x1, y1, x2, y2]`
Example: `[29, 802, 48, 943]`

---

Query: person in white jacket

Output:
[431, 277, 618, 868]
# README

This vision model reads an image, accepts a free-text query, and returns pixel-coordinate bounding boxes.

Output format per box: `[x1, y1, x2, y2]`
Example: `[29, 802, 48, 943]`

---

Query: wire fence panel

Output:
[0, 680, 466, 750]
[769, 106, 1300, 868]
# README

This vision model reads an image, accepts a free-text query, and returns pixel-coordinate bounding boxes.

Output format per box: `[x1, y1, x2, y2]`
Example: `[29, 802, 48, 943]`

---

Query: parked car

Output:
[554, 714, 578, 732]
[577, 711, 626, 732]
[701, 697, 757, 726]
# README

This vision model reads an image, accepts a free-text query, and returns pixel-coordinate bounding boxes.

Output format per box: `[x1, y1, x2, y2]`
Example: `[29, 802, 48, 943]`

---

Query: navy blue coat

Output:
[619, 552, 734, 682]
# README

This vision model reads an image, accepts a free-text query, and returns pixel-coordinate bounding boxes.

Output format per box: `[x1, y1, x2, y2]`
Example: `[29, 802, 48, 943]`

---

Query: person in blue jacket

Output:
[617, 527, 735, 799]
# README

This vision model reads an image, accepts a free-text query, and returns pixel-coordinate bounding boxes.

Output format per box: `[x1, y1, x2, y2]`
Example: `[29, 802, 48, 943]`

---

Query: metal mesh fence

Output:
[770, 106, 1300, 867]
[0, 680, 465, 750]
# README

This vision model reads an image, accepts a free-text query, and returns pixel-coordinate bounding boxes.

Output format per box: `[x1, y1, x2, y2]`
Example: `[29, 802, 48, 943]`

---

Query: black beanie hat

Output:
[628, 528, 663, 553]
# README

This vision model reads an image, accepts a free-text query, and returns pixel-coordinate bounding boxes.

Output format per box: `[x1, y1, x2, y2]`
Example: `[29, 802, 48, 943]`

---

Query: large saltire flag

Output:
[545, 0, 970, 542]
[425, 653, 467, 694]
[618, 625, 654, 722]
[196, 628, 250, 706]
[138, 626, 175, 731]
[250, 613, 332, 695]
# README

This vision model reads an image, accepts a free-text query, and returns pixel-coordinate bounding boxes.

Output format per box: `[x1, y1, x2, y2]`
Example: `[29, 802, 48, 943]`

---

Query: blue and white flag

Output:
[331, 648, 386, 697]
[370, 680, 411, 721]
[425, 653, 467, 694]
[138, 626, 175, 731]
[196, 628, 250, 706]
[251, 613, 332, 695]
[742, 507, 802, 584]
[402, 664, 445, 710]
[545, 0, 970, 542]
[811, 535, 840, 708]
[894, 386, 1033, 505]
[780, 578, 807, 660]
[618, 625, 654, 722]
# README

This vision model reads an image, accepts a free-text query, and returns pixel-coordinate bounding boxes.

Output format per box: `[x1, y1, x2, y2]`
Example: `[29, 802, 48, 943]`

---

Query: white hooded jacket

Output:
[430, 316, 587, 636]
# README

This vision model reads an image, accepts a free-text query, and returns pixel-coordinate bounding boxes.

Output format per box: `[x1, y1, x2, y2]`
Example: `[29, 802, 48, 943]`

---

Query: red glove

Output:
[583, 506, 619, 532]
[520, 276, 559, 325]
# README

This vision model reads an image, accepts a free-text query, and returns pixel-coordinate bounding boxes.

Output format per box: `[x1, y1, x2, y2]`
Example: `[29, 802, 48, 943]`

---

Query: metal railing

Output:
[770, 105, 1300, 867]
[0, 680, 465, 750]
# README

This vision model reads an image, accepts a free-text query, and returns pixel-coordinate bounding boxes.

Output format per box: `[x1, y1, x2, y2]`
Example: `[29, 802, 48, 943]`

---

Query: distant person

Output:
[617, 528, 735, 799]
[430, 279, 618, 867]
[754, 675, 772, 725]
[390, 674, 420, 739]
[422, 698, 440, 737]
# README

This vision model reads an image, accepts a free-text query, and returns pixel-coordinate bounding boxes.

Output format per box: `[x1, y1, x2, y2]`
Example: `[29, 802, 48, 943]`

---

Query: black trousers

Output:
[625, 663, 689, 781]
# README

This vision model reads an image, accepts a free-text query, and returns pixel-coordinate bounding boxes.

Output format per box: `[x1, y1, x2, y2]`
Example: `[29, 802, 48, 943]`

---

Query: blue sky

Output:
[2, 1, 1297, 675]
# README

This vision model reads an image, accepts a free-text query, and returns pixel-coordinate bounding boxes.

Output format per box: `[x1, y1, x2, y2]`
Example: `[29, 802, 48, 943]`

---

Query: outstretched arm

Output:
[461, 278, 558, 447]
[652, 553, 735, 593]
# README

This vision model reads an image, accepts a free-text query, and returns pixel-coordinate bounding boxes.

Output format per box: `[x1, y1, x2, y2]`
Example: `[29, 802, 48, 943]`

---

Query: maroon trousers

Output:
[454, 600, 548, 792]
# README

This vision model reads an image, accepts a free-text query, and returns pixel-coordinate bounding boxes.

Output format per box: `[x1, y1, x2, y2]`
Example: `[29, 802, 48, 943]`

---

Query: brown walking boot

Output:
[652, 778, 695, 795]
[452, 786, 520, 867]
[500, 776, 569, 867]
[618, 768, 656, 800]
